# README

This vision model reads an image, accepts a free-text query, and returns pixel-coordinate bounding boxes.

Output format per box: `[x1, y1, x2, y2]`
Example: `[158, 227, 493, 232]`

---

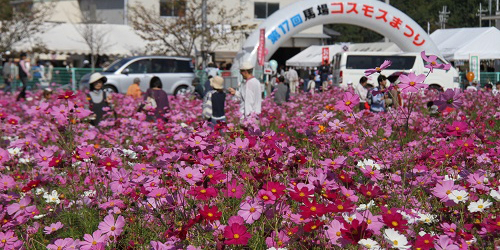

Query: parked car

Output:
[332, 52, 460, 91]
[79, 56, 195, 95]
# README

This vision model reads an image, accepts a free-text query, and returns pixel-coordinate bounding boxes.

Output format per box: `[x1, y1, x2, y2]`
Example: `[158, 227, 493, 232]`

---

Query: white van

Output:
[332, 52, 460, 90]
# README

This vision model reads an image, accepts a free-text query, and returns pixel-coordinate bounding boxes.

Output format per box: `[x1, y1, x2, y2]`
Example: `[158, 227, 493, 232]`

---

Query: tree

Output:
[129, 0, 243, 58]
[73, 14, 113, 70]
[0, 0, 53, 53]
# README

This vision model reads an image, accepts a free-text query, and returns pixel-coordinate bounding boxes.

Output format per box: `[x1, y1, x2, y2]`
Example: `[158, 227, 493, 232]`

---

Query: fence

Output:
[195, 69, 265, 89]
[0, 66, 102, 91]
[459, 72, 500, 86]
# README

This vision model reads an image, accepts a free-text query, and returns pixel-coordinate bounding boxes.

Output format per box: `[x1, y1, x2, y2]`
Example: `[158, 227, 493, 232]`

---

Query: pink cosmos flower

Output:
[434, 235, 459, 250]
[431, 180, 457, 202]
[7, 196, 31, 218]
[224, 179, 245, 198]
[265, 230, 290, 248]
[99, 199, 127, 210]
[81, 230, 107, 250]
[237, 199, 263, 224]
[335, 92, 360, 112]
[433, 88, 463, 111]
[398, 73, 428, 93]
[0, 148, 11, 165]
[227, 215, 245, 226]
[46, 238, 78, 250]
[231, 138, 250, 150]
[178, 166, 203, 185]
[0, 174, 16, 191]
[188, 186, 218, 200]
[364, 60, 392, 76]
[187, 136, 208, 150]
[0, 230, 19, 249]
[356, 210, 385, 235]
[44, 221, 64, 235]
[421, 51, 451, 72]
[325, 219, 344, 246]
[360, 165, 383, 182]
[98, 214, 125, 238]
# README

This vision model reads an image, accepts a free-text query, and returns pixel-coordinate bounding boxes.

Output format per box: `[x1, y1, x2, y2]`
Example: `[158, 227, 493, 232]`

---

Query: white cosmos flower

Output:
[357, 159, 381, 170]
[7, 147, 22, 156]
[342, 212, 357, 224]
[417, 213, 437, 224]
[467, 199, 492, 213]
[43, 190, 61, 204]
[35, 188, 46, 195]
[356, 200, 376, 211]
[358, 239, 381, 249]
[384, 228, 411, 249]
[447, 190, 469, 203]
[490, 189, 500, 201]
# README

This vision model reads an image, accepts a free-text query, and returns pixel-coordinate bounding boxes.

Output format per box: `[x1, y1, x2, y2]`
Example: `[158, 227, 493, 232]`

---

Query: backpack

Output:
[202, 90, 216, 119]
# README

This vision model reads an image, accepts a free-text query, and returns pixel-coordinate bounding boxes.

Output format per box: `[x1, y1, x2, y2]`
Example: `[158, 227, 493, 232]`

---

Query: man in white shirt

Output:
[493, 82, 500, 96]
[466, 81, 478, 91]
[229, 62, 262, 119]
[353, 76, 369, 110]
[287, 67, 299, 94]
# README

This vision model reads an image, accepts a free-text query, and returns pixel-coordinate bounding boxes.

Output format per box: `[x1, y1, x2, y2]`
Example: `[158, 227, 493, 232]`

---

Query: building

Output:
[12, 0, 331, 65]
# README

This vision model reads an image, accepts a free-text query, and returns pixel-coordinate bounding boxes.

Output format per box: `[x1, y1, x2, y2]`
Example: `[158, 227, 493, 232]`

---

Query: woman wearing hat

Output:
[204, 76, 226, 126]
[87, 72, 111, 126]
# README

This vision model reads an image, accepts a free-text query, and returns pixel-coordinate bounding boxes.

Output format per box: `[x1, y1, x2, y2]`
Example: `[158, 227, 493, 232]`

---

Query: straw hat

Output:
[239, 62, 254, 70]
[210, 76, 224, 90]
[89, 72, 107, 85]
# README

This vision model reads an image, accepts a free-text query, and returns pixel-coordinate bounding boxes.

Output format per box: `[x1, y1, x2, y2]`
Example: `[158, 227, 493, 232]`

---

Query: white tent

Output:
[430, 27, 500, 61]
[286, 42, 401, 67]
[13, 23, 149, 56]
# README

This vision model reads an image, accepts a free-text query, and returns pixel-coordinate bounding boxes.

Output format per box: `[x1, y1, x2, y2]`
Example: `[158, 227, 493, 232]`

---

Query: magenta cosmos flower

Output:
[364, 60, 392, 76]
[334, 92, 360, 112]
[223, 223, 252, 245]
[433, 88, 463, 111]
[398, 73, 427, 93]
[98, 214, 125, 238]
[178, 166, 203, 185]
[237, 199, 263, 224]
[421, 51, 451, 73]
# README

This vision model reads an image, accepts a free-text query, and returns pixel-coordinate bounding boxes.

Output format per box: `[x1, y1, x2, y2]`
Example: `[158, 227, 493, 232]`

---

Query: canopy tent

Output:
[430, 27, 500, 61]
[12, 23, 149, 56]
[286, 42, 401, 67]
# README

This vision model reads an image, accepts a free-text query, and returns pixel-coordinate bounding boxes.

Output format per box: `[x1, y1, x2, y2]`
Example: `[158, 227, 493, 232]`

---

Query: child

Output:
[307, 74, 316, 95]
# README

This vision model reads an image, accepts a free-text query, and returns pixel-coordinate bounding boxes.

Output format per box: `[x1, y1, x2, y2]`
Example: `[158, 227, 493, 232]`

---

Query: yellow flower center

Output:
[345, 101, 351, 105]
[233, 234, 240, 239]
[366, 191, 372, 196]
[111, 226, 116, 231]
[299, 192, 305, 197]
[92, 241, 97, 245]
[478, 205, 483, 208]
[262, 195, 269, 200]
[409, 81, 415, 86]
[367, 219, 372, 224]
[311, 225, 317, 230]
[424, 240, 430, 244]
[446, 190, 451, 195]
[455, 127, 460, 131]
[271, 188, 277, 193]
[457, 196, 462, 200]
[207, 212, 213, 217]
[392, 221, 398, 227]
[231, 188, 236, 192]
[393, 240, 399, 245]
[337, 205, 344, 210]
[186, 173, 193, 179]
[310, 206, 316, 212]
[200, 189, 206, 194]
[336, 231, 341, 236]
[250, 207, 256, 212]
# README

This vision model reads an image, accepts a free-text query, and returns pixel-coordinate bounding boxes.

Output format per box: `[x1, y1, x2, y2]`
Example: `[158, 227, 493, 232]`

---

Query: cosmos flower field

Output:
[0, 76, 499, 249]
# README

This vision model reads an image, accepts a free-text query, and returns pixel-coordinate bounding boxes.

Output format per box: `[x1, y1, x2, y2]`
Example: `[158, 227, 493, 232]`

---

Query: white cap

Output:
[239, 62, 254, 70]
[347, 80, 353, 85]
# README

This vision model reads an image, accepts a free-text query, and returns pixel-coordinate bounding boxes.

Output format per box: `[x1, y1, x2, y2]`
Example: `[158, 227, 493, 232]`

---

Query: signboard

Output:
[469, 54, 480, 83]
[264, 62, 273, 75]
[322, 47, 330, 65]
[258, 29, 266, 66]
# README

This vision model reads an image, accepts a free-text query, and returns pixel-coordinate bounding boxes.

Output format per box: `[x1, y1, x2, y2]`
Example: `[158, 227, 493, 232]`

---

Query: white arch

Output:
[233, 0, 440, 69]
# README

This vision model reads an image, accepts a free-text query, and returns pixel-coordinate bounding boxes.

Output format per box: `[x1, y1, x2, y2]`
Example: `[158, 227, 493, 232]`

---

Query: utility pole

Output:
[201, 0, 207, 69]
[477, 3, 488, 27]
[438, 6, 450, 29]
[489, 0, 492, 27]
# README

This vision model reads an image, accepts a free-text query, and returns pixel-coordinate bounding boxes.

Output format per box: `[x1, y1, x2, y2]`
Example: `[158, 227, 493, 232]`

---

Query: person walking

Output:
[287, 66, 299, 94]
[126, 77, 142, 99]
[368, 75, 388, 113]
[87, 73, 112, 126]
[2, 59, 13, 92]
[307, 74, 316, 95]
[16, 53, 31, 101]
[228, 62, 262, 120]
[354, 76, 369, 110]
[202, 76, 226, 126]
[142, 77, 170, 122]
[274, 76, 288, 105]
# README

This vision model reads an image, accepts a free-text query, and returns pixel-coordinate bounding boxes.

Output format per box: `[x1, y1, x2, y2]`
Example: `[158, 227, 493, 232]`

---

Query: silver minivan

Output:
[80, 56, 195, 95]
